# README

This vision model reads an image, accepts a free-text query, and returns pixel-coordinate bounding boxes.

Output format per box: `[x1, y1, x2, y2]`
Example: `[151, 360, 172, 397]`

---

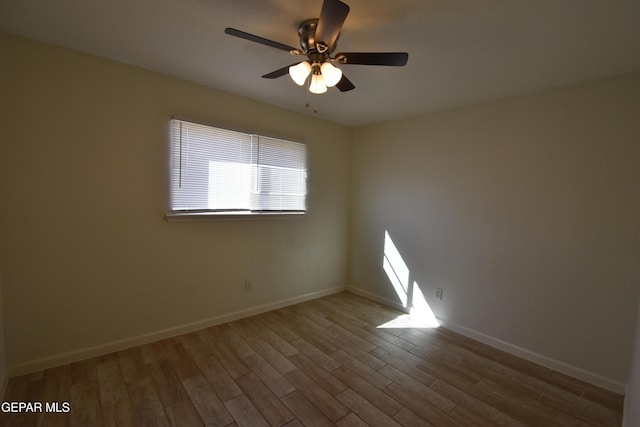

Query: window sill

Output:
[165, 211, 307, 222]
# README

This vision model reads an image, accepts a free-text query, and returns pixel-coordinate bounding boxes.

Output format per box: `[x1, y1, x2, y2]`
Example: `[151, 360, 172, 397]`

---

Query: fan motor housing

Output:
[298, 19, 337, 55]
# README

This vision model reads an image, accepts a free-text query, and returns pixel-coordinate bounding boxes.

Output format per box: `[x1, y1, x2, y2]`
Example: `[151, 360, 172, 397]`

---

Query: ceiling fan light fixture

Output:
[320, 62, 342, 87]
[289, 61, 312, 86]
[309, 73, 327, 94]
[225, 0, 409, 95]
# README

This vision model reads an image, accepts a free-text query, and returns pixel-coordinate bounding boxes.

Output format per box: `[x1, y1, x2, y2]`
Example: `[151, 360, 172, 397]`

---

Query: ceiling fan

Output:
[224, 0, 408, 94]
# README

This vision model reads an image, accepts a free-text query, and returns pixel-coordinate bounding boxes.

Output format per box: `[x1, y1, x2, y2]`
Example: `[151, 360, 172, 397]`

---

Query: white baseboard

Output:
[439, 319, 626, 394]
[347, 286, 409, 313]
[8, 286, 346, 377]
[347, 286, 626, 395]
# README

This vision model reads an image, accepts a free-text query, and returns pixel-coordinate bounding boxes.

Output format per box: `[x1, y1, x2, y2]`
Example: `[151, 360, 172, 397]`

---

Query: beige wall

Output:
[0, 273, 6, 392]
[349, 73, 640, 384]
[0, 33, 352, 369]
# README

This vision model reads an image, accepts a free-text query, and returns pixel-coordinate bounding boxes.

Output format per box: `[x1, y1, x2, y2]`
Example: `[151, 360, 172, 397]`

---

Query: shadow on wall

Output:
[378, 230, 440, 329]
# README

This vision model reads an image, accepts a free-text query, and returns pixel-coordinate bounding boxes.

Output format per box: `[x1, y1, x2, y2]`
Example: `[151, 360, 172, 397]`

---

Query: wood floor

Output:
[1, 292, 624, 426]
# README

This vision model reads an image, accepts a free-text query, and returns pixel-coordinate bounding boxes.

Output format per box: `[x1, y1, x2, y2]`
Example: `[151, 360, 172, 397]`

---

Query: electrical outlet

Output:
[435, 287, 443, 300]
[244, 281, 252, 292]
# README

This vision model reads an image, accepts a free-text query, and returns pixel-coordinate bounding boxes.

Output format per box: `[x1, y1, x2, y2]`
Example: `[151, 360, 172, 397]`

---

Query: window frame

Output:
[165, 118, 308, 221]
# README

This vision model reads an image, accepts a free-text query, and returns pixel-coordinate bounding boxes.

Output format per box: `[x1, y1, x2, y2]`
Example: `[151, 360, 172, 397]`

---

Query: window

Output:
[169, 119, 307, 217]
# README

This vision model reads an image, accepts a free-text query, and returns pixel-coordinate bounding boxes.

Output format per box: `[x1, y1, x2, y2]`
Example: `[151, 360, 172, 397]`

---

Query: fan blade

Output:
[335, 52, 409, 66]
[336, 75, 355, 92]
[262, 64, 299, 79]
[315, 0, 350, 52]
[225, 27, 300, 53]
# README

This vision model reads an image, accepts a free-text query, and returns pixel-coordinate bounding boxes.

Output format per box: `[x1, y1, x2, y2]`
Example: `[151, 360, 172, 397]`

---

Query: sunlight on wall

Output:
[379, 231, 440, 329]
[382, 230, 410, 307]
[410, 280, 440, 327]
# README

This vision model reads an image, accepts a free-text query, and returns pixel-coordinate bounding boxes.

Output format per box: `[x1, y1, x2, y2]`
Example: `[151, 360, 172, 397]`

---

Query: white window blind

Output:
[170, 119, 307, 213]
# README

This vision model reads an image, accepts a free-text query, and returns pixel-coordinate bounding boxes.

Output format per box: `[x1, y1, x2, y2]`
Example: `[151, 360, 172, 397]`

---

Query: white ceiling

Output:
[1, 0, 639, 126]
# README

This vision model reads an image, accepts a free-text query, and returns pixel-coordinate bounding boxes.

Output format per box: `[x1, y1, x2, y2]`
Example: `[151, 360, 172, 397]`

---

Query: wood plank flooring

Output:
[0, 292, 624, 426]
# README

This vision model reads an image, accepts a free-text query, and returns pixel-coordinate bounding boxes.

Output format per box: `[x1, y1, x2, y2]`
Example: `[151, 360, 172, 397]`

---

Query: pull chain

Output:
[305, 87, 319, 114]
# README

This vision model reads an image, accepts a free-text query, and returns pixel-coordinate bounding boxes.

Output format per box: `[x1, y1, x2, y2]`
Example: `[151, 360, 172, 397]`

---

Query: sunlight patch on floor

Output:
[377, 311, 439, 329]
